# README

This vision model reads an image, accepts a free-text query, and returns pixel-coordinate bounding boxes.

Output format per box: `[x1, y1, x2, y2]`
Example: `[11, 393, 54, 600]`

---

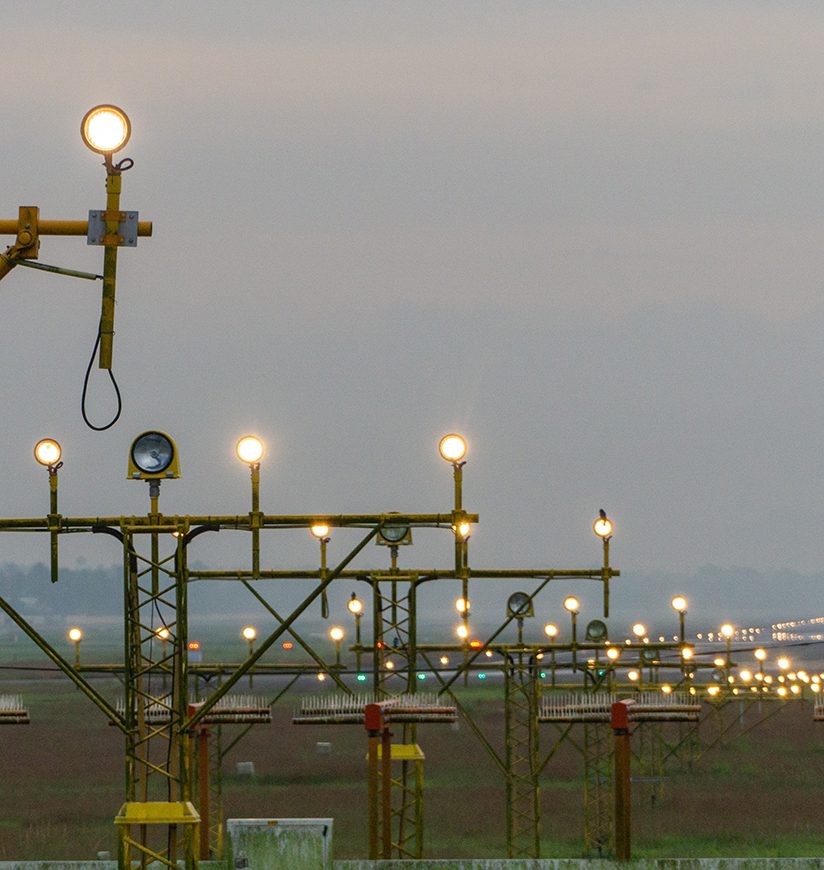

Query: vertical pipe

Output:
[611, 703, 632, 861]
[49, 468, 59, 583]
[98, 171, 122, 369]
[367, 731, 379, 859]
[250, 464, 260, 580]
[198, 727, 210, 860]
[381, 726, 392, 858]
[602, 537, 610, 618]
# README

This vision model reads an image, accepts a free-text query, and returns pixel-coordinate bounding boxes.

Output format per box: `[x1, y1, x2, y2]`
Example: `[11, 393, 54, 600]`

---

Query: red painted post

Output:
[611, 700, 633, 861]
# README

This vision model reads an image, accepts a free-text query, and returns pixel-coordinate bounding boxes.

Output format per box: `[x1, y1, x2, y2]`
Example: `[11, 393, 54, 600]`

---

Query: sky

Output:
[2, 2, 824, 627]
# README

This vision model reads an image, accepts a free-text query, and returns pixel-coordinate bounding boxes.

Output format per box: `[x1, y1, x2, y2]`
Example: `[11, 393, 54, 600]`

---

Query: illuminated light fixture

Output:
[235, 435, 264, 465]
[469, 639, 483, 649]
[563, 596, 580, 614]
[632, 623, 646, 638]
[791, 684, 801, 695]
[720, 623, 734, 639]
[606, 647, 620, 661]
[81, 104, 131, 155]
[452, 521, 472, 540]
[129, 431, 179, 480]
[347, 593, 363, 615]
[777, 657, 791, 671]
[754, 648, 767, 661]
[156, 626, 171, 641]
[593, 511, 613, 538]
[310, 524, 330, 539]
[329, 626, 344, 642]
[681, 647, 694, 660]
[543, 623, 558, 638]
[67, 627, 83, 642]
[812, 683, 821, 693]
[455, 597, 470, 614]
[456, 624, 469, 640]
[439, 656, 449, 665]
[438, 433, 467, 463]
[317, 672, 326, 681]
[671, 595, 688, 613]
[661, 684, 672, 694]
[187, 641, 201, 652]
[356, 673, 367, 682]
[777, 686, 787, 697]
[713, 657, 726, 668]
[282, 641, 294, 650]
[627, 670, 639, 682]
[241, 626, 257, 641]
[385, 660, 395, 670]
[417, 673, 426, 681]
[740, 669, 752, 682]
[507, 592, 534, 618]
[34, 439, 62, 467]
[485, 649, 493, 658]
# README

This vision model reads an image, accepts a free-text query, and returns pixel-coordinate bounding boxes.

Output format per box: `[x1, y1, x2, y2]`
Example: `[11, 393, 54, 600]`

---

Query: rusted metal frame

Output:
[0, 592, 125, 728]
[183, 527, 379, 731]
[240, 580, 349, 694]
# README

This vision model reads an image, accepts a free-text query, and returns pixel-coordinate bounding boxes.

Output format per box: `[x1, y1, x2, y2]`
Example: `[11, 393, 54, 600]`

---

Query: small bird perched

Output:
[599, 508, 607, 520]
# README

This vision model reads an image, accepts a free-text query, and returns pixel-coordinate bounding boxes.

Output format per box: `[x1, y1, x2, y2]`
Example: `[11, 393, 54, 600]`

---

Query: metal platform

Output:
[0, 694, 29, 724]
[539, 691, 700, 723]
[293, 692, 457, 725]
[115, 694, 272, 725]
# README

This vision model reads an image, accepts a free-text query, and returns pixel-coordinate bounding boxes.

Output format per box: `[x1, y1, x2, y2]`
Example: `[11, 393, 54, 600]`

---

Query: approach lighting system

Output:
[128, 431, 179, 480]
[347, 593, 363, 615]
[452, 520, 472, 540]
[310, 524, 330, 539]
[67, 627, 83, 642]
[377, 513, 412, 545]
[671, 595, 688, 613]
[593, 510, 613, 538]
[754, 648, 767, 661]
[543, 623, 558, 638]
[455, 597, 470, 614]
[720, 623, 734, 639]
[632, 623, 646, 638]
[81, 105, 131, 155]
[507, 591, 534, 618]
[329, 626, 344, 642]
[563, 596, 580, 614]
[438, 433, 467, 463]
[241, 626, 257, 641]
[235, 435, 264, 465]
[34, 438, 62, 467]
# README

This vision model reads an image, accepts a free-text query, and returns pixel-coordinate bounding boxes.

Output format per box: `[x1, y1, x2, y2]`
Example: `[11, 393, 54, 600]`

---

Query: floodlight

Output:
[81, 105, 131, 155]
[438, 433, 467, 463]
[585, 619, 608, 641]
[236, 435, 264, 465]
[507, 592, 534, 618]
[34, 438, 62, 467]
[377, 515, 412, 545]
[128, 431, 179, 480]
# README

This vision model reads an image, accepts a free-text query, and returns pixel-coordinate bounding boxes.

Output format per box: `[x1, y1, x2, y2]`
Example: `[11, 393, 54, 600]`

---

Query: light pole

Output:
[330, 626, 344, 669]
[671, 596, 688, 642]
[236, 436, 264, 579]
[242, 626, 257, 688]
[543, 623, 558, 686]
[348, 593, 364, 672]
[564, 596, 579, 673]
[68, 626, 83, 668]
[34, 439, 62, 583]
[311, 524, 332, 619]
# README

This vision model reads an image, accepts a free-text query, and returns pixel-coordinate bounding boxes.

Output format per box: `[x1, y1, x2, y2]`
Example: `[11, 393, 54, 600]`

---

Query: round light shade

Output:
[310, 524, 330, 539]
[236, 435, 264, 464]
[563, 596, 580, 613]
[132, 431, 175, 474]
[379, 523, 409, 543]
[593, 517, 613, 538]
[67, 627, 83, 642]
[81, 105, 131, 154]
[347, 593, 363, 615]
[507, 591, 533, 618]
[438, 433, 467, 463]
[329, 626, 344, 642]
[632, 623, 646, 638]
[543, 623, 558, 638]
[241, 626, 257, 641]
[34, 438, 62, 467]
[671, 595, 688, 613]
[585, 619, 608, 641]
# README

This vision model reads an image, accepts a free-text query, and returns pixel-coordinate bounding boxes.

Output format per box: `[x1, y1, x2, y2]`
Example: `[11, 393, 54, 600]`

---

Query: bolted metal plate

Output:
[87, 210, 139, 247]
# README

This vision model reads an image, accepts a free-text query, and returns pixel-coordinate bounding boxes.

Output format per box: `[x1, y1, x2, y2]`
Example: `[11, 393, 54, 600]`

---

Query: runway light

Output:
[34, 439, 62, 467]
[440, 656, 449, 665]
[329, 626, 344, 642]
[593, 511, 613, 538]
[713, 657, 726, 667]
[627, 670, 639, 682]
[452, 521, 472, 540]
[720, 624, 734, 639]
[777, 657, 791, 671]
[282, 641, 294, 650]
[455, 597, 470, 614]
[438, 433, 467, 463]
[456, 624, 469, 640]
[81, 105, 131, 155]
[311, 524, 330, 539]
[356, 673, 367, 682]
[632, 623, 646, 638]
[754, 648, 767, 661]
[236, 435, 264, 465]
[671, 596, 688, 613]
[67, 627, 83, 642]
[606, 647, 620, 661]
[477, 672, 487, 680]
[129, 431, 179, 480]
[544, 623, 558, 638]
[156, 626, 171, 641]
[417, 673, 426, 681]
[661, 684, 672, 694]
[740, 669, 752, 682]
[347, 593, 363, 615]
[564, 596, 579, 614]
[681, 647, 694, 660]
[241, 626, 257, 641]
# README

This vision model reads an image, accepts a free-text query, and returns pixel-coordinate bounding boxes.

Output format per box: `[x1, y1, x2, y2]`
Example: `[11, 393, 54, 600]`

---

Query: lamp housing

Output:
[128, 431, 180, 480]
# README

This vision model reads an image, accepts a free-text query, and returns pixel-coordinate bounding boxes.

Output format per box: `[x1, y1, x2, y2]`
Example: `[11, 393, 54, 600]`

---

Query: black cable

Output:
[81, 323, 122, 430]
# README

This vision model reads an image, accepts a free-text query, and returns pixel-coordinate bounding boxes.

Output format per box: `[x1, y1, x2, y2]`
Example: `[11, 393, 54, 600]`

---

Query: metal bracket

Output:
[87, 210, 139, 247]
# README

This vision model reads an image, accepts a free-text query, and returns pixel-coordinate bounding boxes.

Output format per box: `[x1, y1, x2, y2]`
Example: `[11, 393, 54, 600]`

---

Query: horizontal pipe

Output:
[0, 219, 152, 237]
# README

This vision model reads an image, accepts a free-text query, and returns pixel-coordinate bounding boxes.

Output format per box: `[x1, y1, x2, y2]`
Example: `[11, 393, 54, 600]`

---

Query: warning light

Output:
[469, 639, 483, 649]
[282, 641, 294, 650]
[356, 673, 367, 682]
[187, 641, 201, 651]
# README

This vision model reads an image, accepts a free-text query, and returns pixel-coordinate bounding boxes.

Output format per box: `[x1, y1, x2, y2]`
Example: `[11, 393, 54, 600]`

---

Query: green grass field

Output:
[1, 666, 823, 860]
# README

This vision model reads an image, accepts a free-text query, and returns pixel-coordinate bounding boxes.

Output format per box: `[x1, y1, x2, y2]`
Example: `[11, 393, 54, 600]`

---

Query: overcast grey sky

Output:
[3, 3, 824, 621]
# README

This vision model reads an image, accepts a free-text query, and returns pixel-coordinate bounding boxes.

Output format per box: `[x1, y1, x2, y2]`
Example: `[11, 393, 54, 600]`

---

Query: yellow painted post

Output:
[98, 172, 122, 369]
